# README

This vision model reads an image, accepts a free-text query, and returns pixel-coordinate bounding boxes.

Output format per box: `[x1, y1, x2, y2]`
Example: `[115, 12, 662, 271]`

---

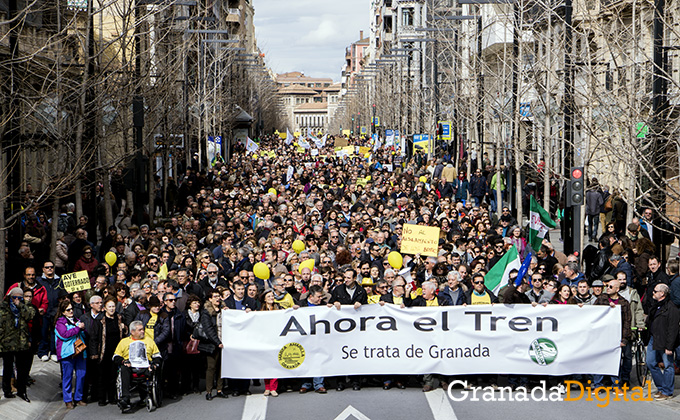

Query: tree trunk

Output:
[50, 197, 59, 262]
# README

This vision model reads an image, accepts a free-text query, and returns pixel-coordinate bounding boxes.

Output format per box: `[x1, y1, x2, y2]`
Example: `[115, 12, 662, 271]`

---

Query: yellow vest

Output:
[471, 292, 491, 305]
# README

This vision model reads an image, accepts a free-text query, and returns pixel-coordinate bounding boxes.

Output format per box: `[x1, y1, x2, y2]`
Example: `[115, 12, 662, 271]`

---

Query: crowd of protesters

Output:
[1, 134, 679, 409]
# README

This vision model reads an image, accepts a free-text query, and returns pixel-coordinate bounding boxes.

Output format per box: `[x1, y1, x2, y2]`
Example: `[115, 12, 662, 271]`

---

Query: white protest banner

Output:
[221, 304, 621, 379]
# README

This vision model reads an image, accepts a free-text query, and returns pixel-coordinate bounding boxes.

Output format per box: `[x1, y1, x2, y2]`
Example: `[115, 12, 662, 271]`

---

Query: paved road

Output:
[58, 382, 680, 420]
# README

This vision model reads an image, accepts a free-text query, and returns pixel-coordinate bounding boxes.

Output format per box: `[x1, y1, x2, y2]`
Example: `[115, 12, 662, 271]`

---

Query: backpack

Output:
[57, 215, 70, 233]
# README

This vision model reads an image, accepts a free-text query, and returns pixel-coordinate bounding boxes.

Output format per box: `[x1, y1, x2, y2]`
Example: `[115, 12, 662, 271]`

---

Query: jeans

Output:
[301, 377, 324, 391]
[587, 214, 600, 240]
[61, 354, 87, 403]
[620, 343, 632, 384]
[37, 314, 52, 357]
[473, 196, 483, 207]
[646, 337, 675, 396]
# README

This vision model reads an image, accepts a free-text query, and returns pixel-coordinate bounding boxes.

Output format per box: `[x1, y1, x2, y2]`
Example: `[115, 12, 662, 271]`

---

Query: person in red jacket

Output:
[6, 266, 48, 317]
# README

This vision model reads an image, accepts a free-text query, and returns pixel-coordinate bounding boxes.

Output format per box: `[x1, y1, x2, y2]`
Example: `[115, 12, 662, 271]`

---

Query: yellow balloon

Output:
[299, 258, 315, 273]
[292, 240, 305, 254]
[419, 176, 427, 183]
[388, 251, 403, 270]
[366, 175, 371, 181]
[268, 188, 277, 196]
[105, 251, 117, 267]
[364, 152, 371, 158]
[253, 262, 270, 280]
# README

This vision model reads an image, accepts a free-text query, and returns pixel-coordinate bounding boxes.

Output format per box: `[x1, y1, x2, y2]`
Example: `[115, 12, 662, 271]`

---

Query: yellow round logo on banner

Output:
[278, 343, 305, 369]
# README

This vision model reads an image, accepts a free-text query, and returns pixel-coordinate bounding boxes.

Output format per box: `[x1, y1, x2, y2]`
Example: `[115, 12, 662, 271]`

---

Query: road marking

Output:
[333, 405, 371, 420]
[241, 394, 268, 420]
[425, 389, 458, 420]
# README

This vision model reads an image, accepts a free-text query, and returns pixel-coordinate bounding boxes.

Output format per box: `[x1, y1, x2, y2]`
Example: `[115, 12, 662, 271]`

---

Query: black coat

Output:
[161, 307, 186, 355]
[646, 297, 680, 351]
[224, 295, 258, 311]
[134, 310, 171, 357]
[329, 284, 368, 305]
[80, 311, 104, 359]
[198, 305, 222, 354]
[642, 270, 670, 315]
[198, 277, 229, 298]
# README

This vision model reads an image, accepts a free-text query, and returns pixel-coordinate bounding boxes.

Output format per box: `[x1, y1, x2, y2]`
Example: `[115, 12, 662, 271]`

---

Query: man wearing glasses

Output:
[161, 292, 185, 399]
[36, 261, 62, 361]
[526, 273, 553, 305]
[81, 295, 104, 403]
[464, 274, 499, 305]
[646, 283, 679, 400]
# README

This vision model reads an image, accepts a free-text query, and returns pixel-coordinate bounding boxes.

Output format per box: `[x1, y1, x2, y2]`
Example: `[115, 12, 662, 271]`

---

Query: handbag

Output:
[184, 338, 200, 355]
[191, 322, 208, 341]
[73, 337, 87, 356]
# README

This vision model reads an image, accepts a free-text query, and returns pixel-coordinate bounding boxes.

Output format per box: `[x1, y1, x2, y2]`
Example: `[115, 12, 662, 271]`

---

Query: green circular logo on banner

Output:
[529, 338, 558, 366]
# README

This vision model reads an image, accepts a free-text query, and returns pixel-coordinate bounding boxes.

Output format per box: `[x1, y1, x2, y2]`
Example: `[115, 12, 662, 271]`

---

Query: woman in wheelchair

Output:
[113, 320, 162, 412]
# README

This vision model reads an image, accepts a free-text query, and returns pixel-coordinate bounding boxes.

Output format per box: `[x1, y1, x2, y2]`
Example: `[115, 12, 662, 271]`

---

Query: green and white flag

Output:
[484, 245, 520, 295]
[529, 195, 556, 251]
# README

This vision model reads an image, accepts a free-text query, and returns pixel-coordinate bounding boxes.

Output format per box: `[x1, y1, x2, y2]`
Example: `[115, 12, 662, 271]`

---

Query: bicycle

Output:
[631, 327, 648, 387]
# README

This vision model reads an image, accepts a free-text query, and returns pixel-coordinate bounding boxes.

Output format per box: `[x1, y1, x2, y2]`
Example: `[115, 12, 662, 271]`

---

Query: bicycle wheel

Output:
[635, 342, 648, 387]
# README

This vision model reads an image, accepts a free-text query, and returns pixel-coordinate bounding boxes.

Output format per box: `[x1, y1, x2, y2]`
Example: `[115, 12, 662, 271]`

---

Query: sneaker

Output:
[263, 390, 270, 396]
[50, 355, 58, 363]
[270, 390, 278, 397]
[653, 391, 663, 398]
[655, 394, 673, 401]
[40, 355, 49, 362]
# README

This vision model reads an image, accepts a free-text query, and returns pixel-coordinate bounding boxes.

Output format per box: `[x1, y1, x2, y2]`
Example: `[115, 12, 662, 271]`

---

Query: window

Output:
[385, 16, 393, 33]
[402, 8, 414, 26]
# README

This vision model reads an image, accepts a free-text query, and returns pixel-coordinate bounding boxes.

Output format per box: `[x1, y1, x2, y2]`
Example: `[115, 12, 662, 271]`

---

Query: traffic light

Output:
[567, 166, 584, 206]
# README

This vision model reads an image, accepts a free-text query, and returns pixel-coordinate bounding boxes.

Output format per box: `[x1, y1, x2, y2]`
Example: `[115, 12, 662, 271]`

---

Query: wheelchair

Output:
[116, 366, 163, 413]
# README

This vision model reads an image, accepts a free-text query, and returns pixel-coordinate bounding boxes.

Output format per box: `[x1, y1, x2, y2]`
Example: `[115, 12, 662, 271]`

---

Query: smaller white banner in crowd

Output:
[221, 304, 621, 379]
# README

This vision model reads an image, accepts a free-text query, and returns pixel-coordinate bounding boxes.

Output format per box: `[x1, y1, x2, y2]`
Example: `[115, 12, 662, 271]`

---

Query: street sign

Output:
[360, 126, 367, 135]
[372, 117, 380, 127]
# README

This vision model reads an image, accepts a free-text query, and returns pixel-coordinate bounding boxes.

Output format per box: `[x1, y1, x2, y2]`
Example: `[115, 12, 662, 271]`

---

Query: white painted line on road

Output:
[333, 405, 371, 420]
[425, 389, 458, 420]
[241, 394, 268, 420]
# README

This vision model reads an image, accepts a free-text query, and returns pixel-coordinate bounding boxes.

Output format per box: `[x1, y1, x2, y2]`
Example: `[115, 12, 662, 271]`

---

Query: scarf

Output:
[9, 300, 20, 328]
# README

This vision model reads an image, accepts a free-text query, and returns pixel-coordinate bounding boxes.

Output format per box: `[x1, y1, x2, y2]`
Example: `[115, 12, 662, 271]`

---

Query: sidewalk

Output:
[0, 356, 63, 420]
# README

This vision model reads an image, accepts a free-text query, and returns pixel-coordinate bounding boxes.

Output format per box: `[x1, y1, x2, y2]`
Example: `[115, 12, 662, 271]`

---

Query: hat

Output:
[591, 280, 605, 287]
[339, 222, 350, 228]
[361, 278, 374, 286]
[148, 295, 162, 308]
[129, 225, 139, 232]
[600, 274, 615, 283]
